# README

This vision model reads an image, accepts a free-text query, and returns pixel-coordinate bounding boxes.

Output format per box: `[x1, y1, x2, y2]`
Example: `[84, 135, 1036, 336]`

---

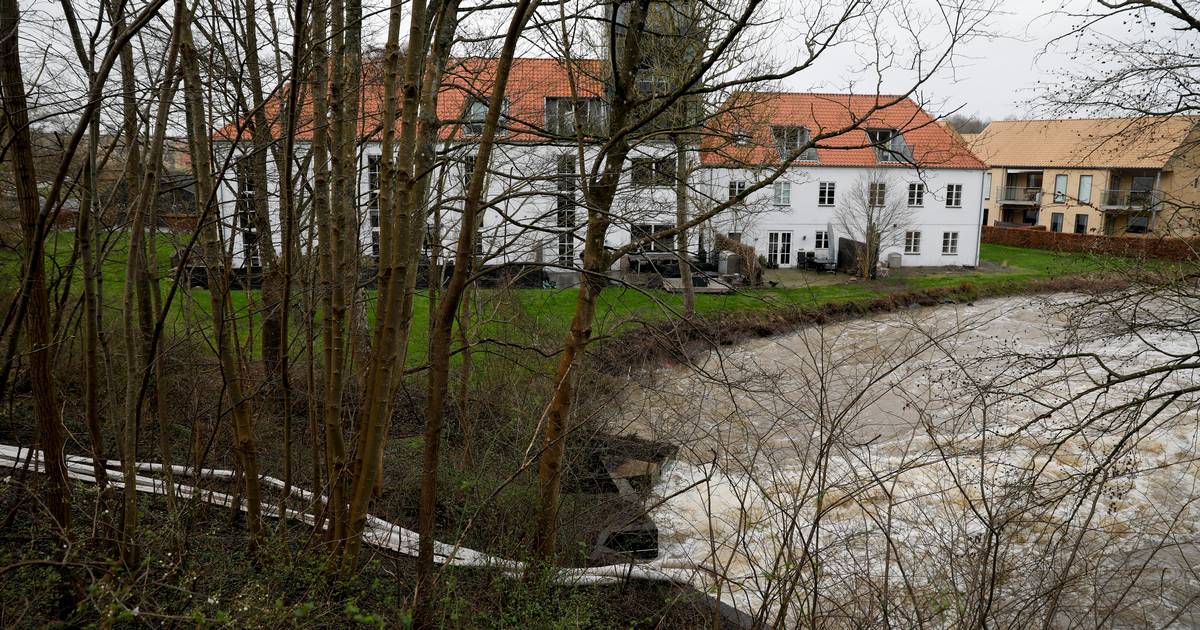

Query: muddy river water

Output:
[617, 294, 1200, 626]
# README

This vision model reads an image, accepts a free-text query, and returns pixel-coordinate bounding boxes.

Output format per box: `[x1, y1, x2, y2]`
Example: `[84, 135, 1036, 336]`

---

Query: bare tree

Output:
[834, 169, 913, 279]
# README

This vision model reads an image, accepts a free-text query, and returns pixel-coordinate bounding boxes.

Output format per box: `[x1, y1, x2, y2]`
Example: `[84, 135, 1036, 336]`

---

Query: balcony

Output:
[998, 186, 1043, 205]
[1101, 189, 1160, 211]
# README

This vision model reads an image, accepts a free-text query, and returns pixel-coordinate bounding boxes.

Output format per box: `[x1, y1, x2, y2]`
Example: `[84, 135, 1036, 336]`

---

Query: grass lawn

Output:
[3, 233, 1148, 365]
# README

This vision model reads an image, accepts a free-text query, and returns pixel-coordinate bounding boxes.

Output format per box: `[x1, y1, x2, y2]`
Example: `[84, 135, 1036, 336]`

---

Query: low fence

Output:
[981, 225, 1200, 261]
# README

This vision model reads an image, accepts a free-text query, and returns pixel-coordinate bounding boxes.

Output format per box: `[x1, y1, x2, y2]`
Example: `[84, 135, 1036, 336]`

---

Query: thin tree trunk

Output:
[312, 0, 348, 545]
[0, 0, 71, 531]
[417, 3, 539, 622]
[532, 0, 649, 561]
[456, 285, 474, 469]
[244, 0, 287, 397]
[178, 0, 264, 544]
[278, 0, 308, 514]
[342, 0, 461, 566]
[57, 0, 108, 490]
[674, 135, 694, 318]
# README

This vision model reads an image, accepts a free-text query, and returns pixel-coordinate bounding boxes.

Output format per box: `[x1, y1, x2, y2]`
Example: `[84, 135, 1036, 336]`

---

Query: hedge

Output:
[981, 225, 1200, 261]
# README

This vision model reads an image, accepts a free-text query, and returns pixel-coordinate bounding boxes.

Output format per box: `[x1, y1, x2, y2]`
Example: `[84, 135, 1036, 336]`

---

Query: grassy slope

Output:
[2, 234, 1132, 364]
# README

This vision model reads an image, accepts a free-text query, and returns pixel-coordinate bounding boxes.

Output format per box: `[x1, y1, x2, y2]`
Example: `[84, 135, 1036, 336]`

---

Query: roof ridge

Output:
[734, 90, 913, 99]
[988, 115, 1197, 124]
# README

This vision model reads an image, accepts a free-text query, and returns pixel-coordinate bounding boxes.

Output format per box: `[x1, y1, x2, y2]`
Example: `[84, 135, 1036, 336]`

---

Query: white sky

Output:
[22, 0, 1188, 126]
[762, 0, 1183, 121]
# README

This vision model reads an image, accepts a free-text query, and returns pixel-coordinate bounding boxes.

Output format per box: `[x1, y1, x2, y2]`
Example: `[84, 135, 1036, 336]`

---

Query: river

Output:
[617, 294, 1200, 626]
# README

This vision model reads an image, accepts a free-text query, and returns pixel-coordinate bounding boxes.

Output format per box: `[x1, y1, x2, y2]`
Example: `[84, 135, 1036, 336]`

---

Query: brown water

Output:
[615, 295, 1200, 625]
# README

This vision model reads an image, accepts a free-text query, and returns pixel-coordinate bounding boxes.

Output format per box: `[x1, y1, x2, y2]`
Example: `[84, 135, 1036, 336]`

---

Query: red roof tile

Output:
[214, 57, 606, 143]
[700, 92, 986, 170]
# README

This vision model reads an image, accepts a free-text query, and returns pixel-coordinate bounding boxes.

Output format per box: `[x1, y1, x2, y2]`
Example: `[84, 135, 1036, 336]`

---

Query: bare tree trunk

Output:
[456, 285, 474, 469]
[178, 0, 264, 544]
[277, 0, 309, 512]
[532, 0, 649, 561]
[57, 0, 108, 490]
[125, 21, 184, 544]
[242, 0, 287, 401]
[313, 0, 348, 545]
[674, 135, 694, 318]
[532, 232, 605, 559]
[342, 0, 461, 568]
[418, 5, 539, 620]
[0, 0, 72, 531]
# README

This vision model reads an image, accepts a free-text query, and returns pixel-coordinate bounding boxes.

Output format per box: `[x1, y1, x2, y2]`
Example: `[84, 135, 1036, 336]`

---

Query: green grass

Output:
[3, 233, 1146, 365]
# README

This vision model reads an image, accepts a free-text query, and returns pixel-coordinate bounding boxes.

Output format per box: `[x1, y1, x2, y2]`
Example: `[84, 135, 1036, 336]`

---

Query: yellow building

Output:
[965, 117, 1200, 236]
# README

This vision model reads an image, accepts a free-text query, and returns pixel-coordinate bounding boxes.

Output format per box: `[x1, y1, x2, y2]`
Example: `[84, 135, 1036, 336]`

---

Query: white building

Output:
[212, 66, 985, 278]
[696, 93, 987, 270]
[212, 58, 683, 280]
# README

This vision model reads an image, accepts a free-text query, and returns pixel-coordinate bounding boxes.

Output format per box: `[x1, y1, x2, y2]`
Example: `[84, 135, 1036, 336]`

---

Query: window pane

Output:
[946, 184, 963, 208]
[1078, 175, 1092, 204]
[1054, 174, 1068, 202]
[908, 183, 924, 207]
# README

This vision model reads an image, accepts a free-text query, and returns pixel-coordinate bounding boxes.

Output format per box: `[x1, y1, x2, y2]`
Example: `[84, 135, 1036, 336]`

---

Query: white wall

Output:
[214, 139, 687, 270]
[699, 165, 985, 268]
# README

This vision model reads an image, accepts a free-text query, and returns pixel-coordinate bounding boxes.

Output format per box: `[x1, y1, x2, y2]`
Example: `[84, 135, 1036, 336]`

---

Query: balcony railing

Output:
[1101, 189, 1160, 210]
[998, 186, 1043, 204]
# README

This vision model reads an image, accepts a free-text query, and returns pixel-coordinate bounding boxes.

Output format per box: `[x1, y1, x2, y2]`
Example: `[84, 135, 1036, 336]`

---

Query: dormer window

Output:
[463, 97, 508, 136]
[771, 125, 818, 161]
[545, 97, 607, 136]
[731, 129, 751, 146]
[868, 128, 913, 163]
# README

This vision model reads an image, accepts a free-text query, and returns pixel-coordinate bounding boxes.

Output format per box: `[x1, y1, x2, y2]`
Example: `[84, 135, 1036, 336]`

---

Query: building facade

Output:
[213, 65, 986, 277]
[966, 117, 1200, 236]
[697, 93, 987, 269]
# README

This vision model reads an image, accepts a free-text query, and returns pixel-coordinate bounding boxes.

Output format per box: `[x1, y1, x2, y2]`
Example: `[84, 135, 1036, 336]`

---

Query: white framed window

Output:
[814, 230, 829, 250]
[773, 181, 791, 206]
[767, 231, 792, 266]
[463, 97, 488, 135]
[1050, 212, 1064, 233]
[941, 231, 959, 255]
[869, 182, 887, 207]
[905, 230, 921, 254]
[1054, 174, 1069, 203]
[235, 162, 260, 267]
[818, 182, 835, 206]
[868, 128, 912, 162]
[366, 156, 382, 257]
[1078, 175, 1093, 204]
[366, 154, 381, 207]
[946, 184, 963, 208]
[544, 97, 606, 136]
[984, 172, 992, 200]
[728, 179, 747, 200]
[907, 182, 925, 207]
[635, 72, 669, 95]
[556, 154, 576, 265]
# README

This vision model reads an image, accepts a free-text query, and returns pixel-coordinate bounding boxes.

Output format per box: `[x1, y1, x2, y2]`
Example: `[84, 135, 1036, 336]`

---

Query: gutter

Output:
[975, 168, 985, 267]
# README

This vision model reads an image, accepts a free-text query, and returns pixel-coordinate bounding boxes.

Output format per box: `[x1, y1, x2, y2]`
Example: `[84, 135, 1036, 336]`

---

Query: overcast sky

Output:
[21, 0, 1185, 128]
[763, 1, 1176, 121]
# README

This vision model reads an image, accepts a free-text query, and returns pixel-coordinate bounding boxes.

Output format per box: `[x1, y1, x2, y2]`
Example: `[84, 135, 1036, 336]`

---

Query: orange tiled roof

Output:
[699, 92, 986, 170]
[214, 57, 605, 143]
[967, 117, 1197, 169]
